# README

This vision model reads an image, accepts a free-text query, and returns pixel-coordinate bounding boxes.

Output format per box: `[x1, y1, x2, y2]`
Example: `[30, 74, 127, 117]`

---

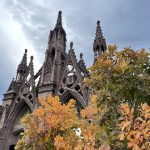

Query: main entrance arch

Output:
[1, 100, 32, 150]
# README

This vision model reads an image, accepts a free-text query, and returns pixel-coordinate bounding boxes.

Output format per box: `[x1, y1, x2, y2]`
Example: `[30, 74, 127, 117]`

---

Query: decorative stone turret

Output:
[16, 49, 28, 82]
[93, 20, 106, 62]
[38, 11, 67, 97]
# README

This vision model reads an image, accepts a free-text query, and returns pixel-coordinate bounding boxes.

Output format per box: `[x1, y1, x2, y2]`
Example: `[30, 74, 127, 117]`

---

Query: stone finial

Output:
[29, 55, 35, 81]
[56, 11, 62, 27]
[20, 49, 27, 65]
[31, 56, 33, 61]
[80, 53, 83, 60]
[95, 20, 103, 39]
[70, 42, 73, 49]
[30, 56, 34, 74]
[97, 20, 100, 26]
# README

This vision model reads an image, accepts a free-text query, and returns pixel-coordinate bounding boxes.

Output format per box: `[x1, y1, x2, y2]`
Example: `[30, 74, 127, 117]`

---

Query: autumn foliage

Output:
[15, 96, 78, 149]
[84, 45, 150, 148]
[118, 103, 150, 150]
[15, 96, 111, 150]
[15, 46, 150, 150]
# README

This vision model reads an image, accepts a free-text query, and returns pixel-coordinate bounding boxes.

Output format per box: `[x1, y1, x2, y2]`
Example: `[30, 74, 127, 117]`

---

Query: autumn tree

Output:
[15, 96, 79, 150]
[84, 45, 150, 148]
[118, 103, 150, 150]
[85, 45, 150, 106]
[15, 96, 110, 150]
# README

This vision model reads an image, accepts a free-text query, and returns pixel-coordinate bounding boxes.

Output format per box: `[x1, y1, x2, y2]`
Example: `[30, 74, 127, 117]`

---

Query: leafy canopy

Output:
[85, 45, 150, 106]
[15, 96, 110, 150]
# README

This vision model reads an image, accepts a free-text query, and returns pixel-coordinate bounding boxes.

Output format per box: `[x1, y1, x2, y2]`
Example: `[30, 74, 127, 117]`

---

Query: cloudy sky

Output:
[0, 0, 150, 103]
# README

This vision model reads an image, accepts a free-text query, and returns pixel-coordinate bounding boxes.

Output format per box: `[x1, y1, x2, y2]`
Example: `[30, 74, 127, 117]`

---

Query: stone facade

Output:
[0, 11, 106, 150]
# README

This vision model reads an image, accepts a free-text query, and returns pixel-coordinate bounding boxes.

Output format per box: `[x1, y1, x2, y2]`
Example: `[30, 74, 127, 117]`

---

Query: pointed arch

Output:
[1, 100, 32, 149]
[60, 90, 86, 108]
[96, 45, 100, 51]
[7, 99, 32, 133]
[101, 45, 104, 53]
[51, 47, 55, 64]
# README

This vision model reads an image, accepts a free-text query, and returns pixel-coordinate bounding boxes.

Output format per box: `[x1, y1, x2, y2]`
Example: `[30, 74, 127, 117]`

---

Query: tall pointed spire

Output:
[93, 20, 106, 62]
[48, 11, 66, 51]
[95, 21, 103, 39]
[70, 42, 73, 50]
[78, 53, 89, 76]
[56, 11, 62, 27]
[20, 49, 27, 66]
[16, 49, 28, 81]
[29, 56, 36, 107]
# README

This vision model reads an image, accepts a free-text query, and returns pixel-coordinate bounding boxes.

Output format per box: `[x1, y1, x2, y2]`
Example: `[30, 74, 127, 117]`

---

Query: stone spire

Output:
[29, 56, 36, 107]
[29, 56, 34, 79]
[48, 11, 66, 51]
[20, 49, 27, 66]
[93, 20, 106, 62]
[95, 21, 103, 39]
[16, 49, 28, 82]
[70, 42, 73, 50]
[78, 53, 89, 76]
[80, 53, 83, 60]
[56, 11, 62, 28]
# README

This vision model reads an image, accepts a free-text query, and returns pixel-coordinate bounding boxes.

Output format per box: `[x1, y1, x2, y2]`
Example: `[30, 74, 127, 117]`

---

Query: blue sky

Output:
[0, 0, 150, 104]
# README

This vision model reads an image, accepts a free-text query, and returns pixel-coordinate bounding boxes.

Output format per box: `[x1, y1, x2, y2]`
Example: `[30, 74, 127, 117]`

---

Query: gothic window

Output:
[59, 62, 82, 97]
[51, 48, 55, 64]
[9, 145, 15, 150]
[13, 106, 30, 132]
[96, 45, 100, 51]
[61, 93, 82, 117]
[101, 45, 104, 53]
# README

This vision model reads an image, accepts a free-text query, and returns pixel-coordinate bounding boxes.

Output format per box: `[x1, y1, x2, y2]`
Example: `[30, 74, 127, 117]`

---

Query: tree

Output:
[15, 96, 110, 150]
[84, 45, 150, 148]
[85, 45, 150, 106]
[15, 96, 78, 150]
[118, 102, 150, 150]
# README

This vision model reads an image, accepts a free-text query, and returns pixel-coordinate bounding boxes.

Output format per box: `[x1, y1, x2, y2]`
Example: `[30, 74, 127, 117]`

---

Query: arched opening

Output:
[13, 105, 31, 134]
[61, 91, 86, 117]
[62, 93, 81, 117]
[9, 145, 15, 150]
[63, 93, 75, 104]
[96, 45, 100, 51]
[101, 45, 105, 53]
[51, 48, 55, 65]
[3, 100, 32, 150]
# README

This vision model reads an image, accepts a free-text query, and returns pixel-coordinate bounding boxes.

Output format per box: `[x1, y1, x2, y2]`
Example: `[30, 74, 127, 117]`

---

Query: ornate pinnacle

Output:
[31, 56, 33, 61]
[29, 56, 34, 79]
[95, 20, 103, 39]
[70, 42, 73, 49]
[29, 55, 36, 106]
[97, 20, 100, 26]
[56, 11, 62, 27]
[21, 49, 27, 65]
[80, 53, 83, 60]
[30, 56, 34, 70]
